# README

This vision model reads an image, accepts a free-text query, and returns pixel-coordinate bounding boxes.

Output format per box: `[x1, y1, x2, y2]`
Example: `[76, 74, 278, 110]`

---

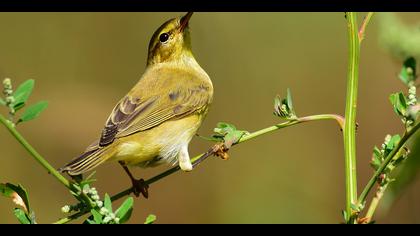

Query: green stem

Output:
[55, 113, 344, 224]
[0, 114, 71, 188]
[0, 114, 95, 208]
[358, 122, 420, 207]
[344, 12, 360, 223]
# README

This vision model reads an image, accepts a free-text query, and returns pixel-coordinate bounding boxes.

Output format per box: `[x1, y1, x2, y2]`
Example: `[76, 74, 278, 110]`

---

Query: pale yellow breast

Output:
[111, 114, 203, 167]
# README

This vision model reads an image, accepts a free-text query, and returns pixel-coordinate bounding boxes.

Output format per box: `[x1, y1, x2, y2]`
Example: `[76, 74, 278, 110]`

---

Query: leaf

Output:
[14, 208, 31, 224]
[17, 101, 48, 124]
[115, 197, 134, 224]
[85, 219, 97, 224]
[12, 79, 34, 110]
[104, 193, 112, 212]
[273, 88, 297, 119]
[389, 92, 408, 118]
[0, 98, 5, 106]
[0, 183, 31, 213]
[91, 209, 103, 224]
[286, 88, 295, 117]
[399, 57, 417, 85]
[144, 214, 156, 224]
[371, 146, 382, 170]
[213, 122, 248, 148]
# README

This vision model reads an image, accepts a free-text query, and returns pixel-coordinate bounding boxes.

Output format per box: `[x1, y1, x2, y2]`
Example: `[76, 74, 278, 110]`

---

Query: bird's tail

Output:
[59, 146, 115, 176]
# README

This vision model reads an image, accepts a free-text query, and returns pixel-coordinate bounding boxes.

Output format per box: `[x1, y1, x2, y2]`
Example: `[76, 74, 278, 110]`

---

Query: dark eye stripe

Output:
[159, 33, 169, 43]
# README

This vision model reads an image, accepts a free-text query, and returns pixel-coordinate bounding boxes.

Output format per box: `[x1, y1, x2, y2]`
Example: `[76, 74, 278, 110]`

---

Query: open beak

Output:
[179, 12, 193, 32]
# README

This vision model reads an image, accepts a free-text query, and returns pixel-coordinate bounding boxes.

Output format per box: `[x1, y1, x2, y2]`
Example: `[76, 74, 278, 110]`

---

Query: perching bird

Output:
[60, 12, 213, 198]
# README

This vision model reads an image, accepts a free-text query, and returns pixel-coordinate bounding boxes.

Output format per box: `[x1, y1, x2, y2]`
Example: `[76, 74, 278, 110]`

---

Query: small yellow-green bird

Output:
[60, 12, 213, 197]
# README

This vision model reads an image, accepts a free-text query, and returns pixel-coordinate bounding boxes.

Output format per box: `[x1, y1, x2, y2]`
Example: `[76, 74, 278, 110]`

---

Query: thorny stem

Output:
[55, 114, 345, 224]
[344, 12, 360, 223]
[0, 114, 95, 208]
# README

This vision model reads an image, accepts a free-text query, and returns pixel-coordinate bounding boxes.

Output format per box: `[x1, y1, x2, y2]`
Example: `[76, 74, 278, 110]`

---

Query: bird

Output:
[60, 12, 213, 198]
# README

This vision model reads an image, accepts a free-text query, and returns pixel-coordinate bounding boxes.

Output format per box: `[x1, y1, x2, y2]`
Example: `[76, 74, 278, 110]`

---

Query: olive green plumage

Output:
[60, 12, 213, 175]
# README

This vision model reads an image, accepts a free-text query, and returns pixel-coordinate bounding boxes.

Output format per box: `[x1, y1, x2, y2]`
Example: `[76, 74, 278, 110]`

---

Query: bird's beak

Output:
[179, 12, 193, 32]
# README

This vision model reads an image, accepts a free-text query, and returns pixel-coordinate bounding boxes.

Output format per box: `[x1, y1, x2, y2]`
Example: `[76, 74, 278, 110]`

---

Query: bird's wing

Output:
[60, 68, 212, 175]
[99, 74, 212, 147]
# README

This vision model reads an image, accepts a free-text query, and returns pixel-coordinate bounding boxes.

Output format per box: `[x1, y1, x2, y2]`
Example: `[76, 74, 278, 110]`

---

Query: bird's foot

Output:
[131, 178, 149, 199]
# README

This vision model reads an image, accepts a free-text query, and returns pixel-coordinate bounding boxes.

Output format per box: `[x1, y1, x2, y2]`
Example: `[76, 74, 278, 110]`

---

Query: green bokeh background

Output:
[0, 12, 419, 224]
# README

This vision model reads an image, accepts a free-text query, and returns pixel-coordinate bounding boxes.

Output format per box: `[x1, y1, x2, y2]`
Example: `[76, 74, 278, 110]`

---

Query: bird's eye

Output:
[159, 33, 169, 43]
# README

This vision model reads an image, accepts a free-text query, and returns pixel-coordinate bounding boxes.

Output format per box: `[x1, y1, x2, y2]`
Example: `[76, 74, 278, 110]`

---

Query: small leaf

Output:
[12, 79, 34, 110]
[389, 92, 408, 118]
[0, 183, 31, 213]
[85, 219, 97, 224]
[341, 210, 348, 222]
[0, 98, 5, 106]
[144, 214, 156, 224]
[115, 197, 134, 224]
[104, 193, 112, 212]
[371, 147, 382, 170]
[91, 209, 103, 224]
[213, 122, 248, 148]
[286, 88, 295, 116]
[273, 88, 297, 119]
[14, 208, 31, 224]
[17, 101, 48, 124]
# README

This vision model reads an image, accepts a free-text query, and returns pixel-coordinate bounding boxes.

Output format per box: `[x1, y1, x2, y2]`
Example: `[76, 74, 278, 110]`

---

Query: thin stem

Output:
[55, 113, 344, 224]
[0, 114, 95, 208]
[358, 12, 374, 43]
[0, 114, 71, 188]
[358, 122, 420, 207]
[344, 12, 360, 223]
[364, 186, 384, 223]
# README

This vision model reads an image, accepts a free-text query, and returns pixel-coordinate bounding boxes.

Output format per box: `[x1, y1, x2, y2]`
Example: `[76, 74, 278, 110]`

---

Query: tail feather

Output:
[59, 146, 114, 176]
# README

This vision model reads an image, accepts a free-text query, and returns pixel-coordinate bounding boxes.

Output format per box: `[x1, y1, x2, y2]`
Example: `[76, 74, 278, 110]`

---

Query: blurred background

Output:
[0, 12, 419, 224]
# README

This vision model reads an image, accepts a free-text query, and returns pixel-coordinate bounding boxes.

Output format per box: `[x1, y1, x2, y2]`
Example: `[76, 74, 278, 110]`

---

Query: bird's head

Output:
[147, 12, 194, 66]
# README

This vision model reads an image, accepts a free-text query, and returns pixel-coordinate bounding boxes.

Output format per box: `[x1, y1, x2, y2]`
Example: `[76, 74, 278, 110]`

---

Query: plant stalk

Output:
[344, 12, 360, 223]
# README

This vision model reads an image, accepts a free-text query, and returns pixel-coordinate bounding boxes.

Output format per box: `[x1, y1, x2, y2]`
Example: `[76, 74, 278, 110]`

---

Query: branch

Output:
[358, 121, 420, 208]
[56, 114, 345, 224]
[0, 114, 95, 208]
[344, 12, 360, 223]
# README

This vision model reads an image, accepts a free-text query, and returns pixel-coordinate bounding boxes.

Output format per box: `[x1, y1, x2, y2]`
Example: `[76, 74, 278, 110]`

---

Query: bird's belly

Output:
[112, 115, 202, 167]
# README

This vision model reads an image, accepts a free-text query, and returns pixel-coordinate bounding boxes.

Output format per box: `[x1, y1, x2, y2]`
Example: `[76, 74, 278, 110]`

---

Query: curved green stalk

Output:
[0, 114, 95, 208]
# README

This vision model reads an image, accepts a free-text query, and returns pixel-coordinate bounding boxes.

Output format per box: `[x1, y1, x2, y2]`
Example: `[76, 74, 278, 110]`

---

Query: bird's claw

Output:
[131, 178, 149, 199]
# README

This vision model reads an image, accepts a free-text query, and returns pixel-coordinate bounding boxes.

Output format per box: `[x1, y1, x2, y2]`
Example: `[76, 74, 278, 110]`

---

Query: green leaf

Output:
[389, 92, 408, 118]
[273, 88, 297, 119]
[286, 88, 295, 116]
[17, 101, 48, 124]
[0, 98, 5, 106]
[371, 147, 382, 170]
[399, 57, 417, 85]
[0, 183, 15, 198]
[104, 193, 112, 212]
[115, 197, 134, 224]
[85, 219, 97, 224]
[14, 208, 31, 224]
[0, 183, 31, 213]
[213, 122, 248, 148]
[91, 209, 103, 224]
[12, 79, 34, 110]
[341, 210, 348, 222]
[144, 214, 156, 224]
